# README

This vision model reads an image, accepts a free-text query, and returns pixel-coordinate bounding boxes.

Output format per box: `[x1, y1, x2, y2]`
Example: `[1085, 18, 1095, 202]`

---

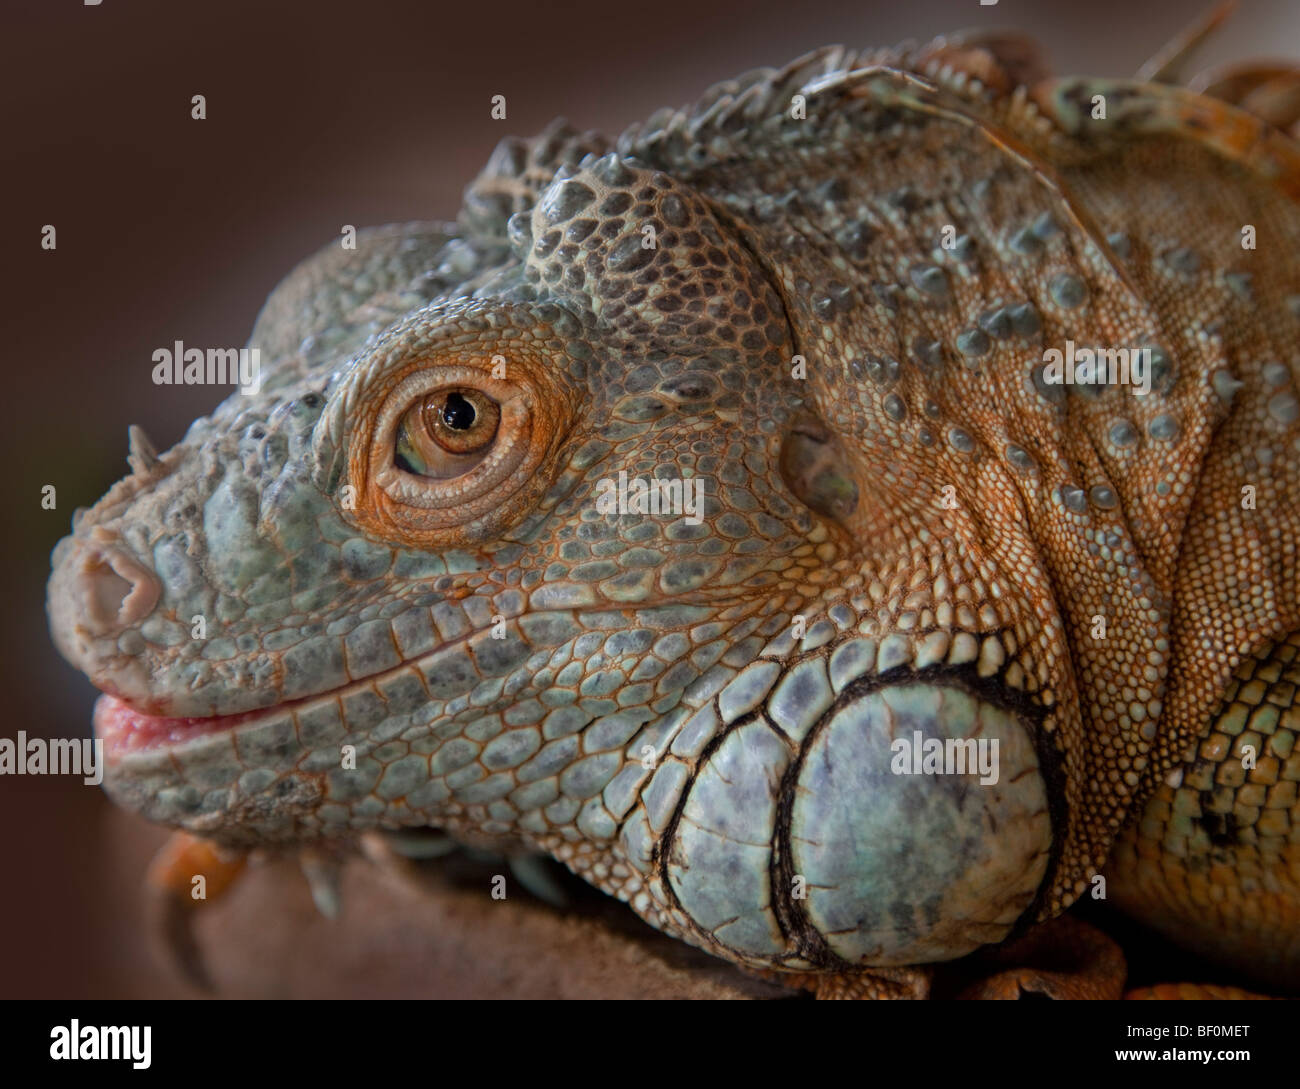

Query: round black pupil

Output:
[442, 392, 476, 430]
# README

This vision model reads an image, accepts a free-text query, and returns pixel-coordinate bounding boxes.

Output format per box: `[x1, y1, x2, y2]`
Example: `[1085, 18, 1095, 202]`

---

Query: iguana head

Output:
[48, 45, 1184, 970]
[46, 148, 841, 839]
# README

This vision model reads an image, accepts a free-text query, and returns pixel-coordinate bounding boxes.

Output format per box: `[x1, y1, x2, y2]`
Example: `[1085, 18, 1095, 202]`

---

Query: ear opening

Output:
[779, 415, 860, 524]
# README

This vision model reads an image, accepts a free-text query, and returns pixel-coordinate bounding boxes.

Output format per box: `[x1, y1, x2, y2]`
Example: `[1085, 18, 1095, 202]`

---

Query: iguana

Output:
[46, 10, 1300, 998]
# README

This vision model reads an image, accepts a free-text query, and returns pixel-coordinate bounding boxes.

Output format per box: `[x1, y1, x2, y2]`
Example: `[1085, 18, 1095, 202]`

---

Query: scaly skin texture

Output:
[47, 29, 1300, 995]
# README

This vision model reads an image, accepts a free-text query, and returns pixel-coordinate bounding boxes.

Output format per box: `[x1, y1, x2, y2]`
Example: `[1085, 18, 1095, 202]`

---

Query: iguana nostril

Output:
[78, 543, 160, 633]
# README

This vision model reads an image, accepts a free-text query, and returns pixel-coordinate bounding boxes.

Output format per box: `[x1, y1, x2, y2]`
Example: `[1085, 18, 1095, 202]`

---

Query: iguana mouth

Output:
[89, 598, 702, 759]
[88, 594, 759, 761]
[94, 692, 316, 757]
[92, 639, 456, 758]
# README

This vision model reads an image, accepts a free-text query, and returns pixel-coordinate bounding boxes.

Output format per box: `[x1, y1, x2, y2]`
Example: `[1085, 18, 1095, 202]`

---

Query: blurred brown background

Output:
[2, 0, 1297, 998]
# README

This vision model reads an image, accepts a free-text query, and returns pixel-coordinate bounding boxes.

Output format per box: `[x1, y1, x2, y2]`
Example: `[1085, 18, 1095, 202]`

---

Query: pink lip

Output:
[94, 693, 282, 757]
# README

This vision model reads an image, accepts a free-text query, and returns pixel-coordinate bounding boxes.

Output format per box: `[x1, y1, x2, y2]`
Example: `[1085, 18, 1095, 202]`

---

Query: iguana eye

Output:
[327, 327, 579, 550]
[394, 388, 501, 477]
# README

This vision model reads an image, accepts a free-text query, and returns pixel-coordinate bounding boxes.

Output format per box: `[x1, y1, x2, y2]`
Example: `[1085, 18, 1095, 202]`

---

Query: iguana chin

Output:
[45, 12, 1300, 998]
